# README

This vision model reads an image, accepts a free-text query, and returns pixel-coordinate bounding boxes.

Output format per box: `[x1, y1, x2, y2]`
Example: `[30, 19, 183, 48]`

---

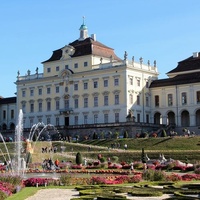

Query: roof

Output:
[167, 52, 200, 74]
[150, 71, 200, 88]
[42, 37, 121, 63]
[0, 97, 16, 104]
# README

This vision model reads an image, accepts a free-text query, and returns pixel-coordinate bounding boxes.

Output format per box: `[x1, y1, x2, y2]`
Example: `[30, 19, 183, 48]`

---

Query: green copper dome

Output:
[79, 23, 87, 30]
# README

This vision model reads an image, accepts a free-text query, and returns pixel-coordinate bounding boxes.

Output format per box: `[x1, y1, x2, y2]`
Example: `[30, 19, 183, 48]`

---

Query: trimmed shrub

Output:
[76, 152, 83, 165]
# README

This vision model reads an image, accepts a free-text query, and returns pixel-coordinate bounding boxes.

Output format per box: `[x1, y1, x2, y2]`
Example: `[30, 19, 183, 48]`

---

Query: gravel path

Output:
[25, 188, 171, 200]
[25, 188, 79, 200]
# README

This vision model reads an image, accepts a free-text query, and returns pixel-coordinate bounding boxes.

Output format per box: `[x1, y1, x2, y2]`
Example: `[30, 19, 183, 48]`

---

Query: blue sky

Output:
[1, 0, 200, 97]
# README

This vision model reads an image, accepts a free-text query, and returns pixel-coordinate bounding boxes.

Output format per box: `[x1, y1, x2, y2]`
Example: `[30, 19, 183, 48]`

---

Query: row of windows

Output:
[21, 95, 120, 113]
[22, 78, 120, 97]
[154, 91, 200, 107]
[2, 110, 14, 120]
[27, 112, 150, 128]
[129, 77, 149, 88]
[47, 62, 88, 73]
[26, 112, 119, 127]
[129, 94, 150, 106]
[74, 78, 119, 91]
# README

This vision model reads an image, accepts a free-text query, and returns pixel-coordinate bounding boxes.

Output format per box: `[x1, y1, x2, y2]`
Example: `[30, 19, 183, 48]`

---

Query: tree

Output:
[93, 132, 98, 139]
[76, 152, 83, 165]
[141, 148, 146, 164]
[123, 131, 128, 138]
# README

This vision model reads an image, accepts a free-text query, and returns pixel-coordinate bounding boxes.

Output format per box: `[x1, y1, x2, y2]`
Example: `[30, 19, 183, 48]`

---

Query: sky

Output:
[1, 0, 200, 98]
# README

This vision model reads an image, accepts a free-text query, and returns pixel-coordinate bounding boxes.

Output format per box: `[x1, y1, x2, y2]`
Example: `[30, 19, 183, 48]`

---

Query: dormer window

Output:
[84, 61, 88, 67]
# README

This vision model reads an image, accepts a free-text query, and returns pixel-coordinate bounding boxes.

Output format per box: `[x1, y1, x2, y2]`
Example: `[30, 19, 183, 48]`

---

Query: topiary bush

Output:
[76, 152, 83, 165]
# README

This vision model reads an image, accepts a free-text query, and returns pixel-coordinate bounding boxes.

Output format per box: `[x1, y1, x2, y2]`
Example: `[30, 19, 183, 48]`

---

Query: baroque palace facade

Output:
[1, 21, 200, 137]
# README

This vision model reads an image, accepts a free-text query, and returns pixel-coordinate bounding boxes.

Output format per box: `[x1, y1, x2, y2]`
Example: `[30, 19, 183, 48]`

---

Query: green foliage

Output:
[93, 132, 98, 140]
[113, 132, 119, 139]
[161, 129, 167, 137]
[59, 173, 72, 186]
[123, 131, 128, 138]
[111, 156, 119, 163]
[99, 157, 106, 163]
[142, 169, 166, 181]
[76, 152, 83, 165]
[141, 148, 146, 163]
[0, 190, 8, 200]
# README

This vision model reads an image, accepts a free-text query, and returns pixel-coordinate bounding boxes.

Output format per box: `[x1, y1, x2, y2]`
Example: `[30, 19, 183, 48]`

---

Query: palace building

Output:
[2, 20, 200, 137]
[14, 20, 158, 133]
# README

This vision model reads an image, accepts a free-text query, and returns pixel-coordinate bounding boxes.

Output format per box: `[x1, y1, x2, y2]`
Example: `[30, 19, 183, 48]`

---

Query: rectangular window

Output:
[56, 86, 59, 93]
[56, 100, 60, 110]
[11, 110, 14, 119]
[94, 96, 98, 107]
[75, 116, 78, 125]
[74, 83, 78, 91]
[129, 94, 133, 104]
[146, 96, 149, 107]
[30, 119, 34, 127]
[47, 68, 51, 73]
[30, 89, 34, 97]
[38, 88, 42, 95]
[64, 99, 69, 109]
[30, 103, 34, 113]
[130, 77, 133, 85]
[74, 63, 78, 68]
[94, 81, 98, 88]
[114, 78, 119, 86]
[65, 65, 69, 69]
[47, 102, 51, 111]
[47, 87, 51, 94]
[94, 114, 98, 124]
[74, 99, 78, 108]
[146, 114, 149, 123]
[84, 98, 88, 108]
[38, 102, 42, 112]
[104, 114, 108, 123]
[115, 94, 119, 105]
[197, 91, 200, 103]
[137, 79, 140, 87]
[137, 95, 140, 105]
[104, 80, 108, 87]
[168, 94, 173, 106]
[22, 90, 26, 97]
[182, 92, 187, 105]
[155, 95, 159, 107]
[84, 61, 88, 67]
[3, 110, 6, 119]
[47, 117, 51, 124]
[115, 113, 119, 123]
[56, 66, 59, 71]
[84, 115, 88, 124]
[137, 113, 140, 122]
[104, 96, 108, 106]
[146, 81, 149, 88]
[83, 82, 88, 90]
[56, 117, 59, 126]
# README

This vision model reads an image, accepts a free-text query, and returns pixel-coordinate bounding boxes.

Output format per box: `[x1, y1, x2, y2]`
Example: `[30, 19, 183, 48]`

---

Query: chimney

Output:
[193, 52, 199, 58]
[91, 34, 96, 41]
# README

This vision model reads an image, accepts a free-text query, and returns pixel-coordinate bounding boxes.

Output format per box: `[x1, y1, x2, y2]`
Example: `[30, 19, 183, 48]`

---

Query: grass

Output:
[5, 187, 39, 200]
[1, 136, 200, 164]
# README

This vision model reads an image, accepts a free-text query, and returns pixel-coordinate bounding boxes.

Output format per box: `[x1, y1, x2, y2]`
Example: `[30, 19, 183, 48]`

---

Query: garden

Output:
[0, 136, 200, 199]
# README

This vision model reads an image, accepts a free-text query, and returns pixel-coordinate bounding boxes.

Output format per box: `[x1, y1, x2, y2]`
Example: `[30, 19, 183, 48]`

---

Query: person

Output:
[130, 163, 134, 171]
[55, 159, 59, 168]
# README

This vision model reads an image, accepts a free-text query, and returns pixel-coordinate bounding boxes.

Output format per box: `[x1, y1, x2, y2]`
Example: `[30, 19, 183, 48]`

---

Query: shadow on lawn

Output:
[152, 137, 172, 146]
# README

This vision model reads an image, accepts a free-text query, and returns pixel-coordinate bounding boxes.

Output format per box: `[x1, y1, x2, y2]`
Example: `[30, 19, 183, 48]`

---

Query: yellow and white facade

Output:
[15, 21, 159, 129]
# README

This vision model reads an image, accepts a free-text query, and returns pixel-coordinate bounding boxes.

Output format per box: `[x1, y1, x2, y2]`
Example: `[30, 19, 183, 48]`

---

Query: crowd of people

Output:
[42, 158, 60, 170]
